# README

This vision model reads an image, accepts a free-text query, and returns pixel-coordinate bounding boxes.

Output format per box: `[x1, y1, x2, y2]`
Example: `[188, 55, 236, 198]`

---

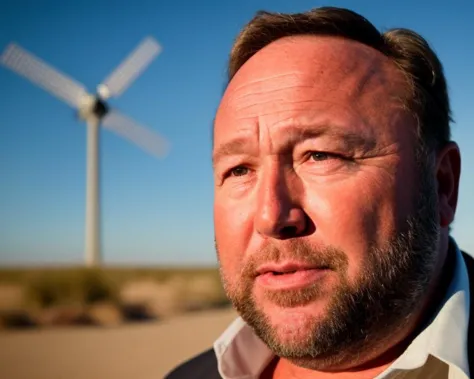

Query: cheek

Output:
[214, 196, 254, 278]
[303, 169, 401, 281]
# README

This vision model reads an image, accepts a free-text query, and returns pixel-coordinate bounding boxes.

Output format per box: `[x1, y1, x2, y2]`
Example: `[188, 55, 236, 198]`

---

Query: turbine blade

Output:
[99, 37, 161, 99]
[0, 43, 87, 108]
[102, 110, 169, 158]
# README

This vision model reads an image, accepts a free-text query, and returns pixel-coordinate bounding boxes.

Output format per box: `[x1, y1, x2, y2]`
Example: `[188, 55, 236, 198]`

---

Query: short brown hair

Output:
[227, 7, 452, 154]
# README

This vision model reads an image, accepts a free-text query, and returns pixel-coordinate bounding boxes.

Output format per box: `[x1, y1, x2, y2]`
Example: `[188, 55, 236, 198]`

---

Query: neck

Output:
[262, 239, 456, 379]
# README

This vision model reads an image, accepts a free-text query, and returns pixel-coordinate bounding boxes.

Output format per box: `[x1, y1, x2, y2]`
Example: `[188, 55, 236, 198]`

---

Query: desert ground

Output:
[0, 307, 238, 379]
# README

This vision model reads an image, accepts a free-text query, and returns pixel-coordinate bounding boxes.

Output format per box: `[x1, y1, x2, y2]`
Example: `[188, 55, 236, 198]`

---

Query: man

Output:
[166, 6, 472, 379]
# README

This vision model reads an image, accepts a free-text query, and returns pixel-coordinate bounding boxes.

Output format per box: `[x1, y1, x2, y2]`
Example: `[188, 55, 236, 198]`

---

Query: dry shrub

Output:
[0, 309, 37, 330]
[120, 277, 186, 317]
[88, 302, 124, 326]
[0, 285, 24, 311]
[24, 269, 118, 309]
[182, 275, 229, 312]
[119, 274, 229, 317]
[0, 266, 229, 328]
[37, 306, 95, 327]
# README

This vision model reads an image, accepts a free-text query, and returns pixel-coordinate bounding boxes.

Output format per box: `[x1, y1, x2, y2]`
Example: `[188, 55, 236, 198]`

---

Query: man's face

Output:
[212, 36, 440, 367]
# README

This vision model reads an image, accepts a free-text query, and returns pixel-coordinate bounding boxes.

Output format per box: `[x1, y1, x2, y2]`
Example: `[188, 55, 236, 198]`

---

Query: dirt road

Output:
[0, 308, 238, 379]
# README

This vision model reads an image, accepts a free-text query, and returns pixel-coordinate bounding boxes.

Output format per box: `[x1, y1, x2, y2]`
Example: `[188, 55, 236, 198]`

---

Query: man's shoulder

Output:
[462, 250, 474, 289]
[164, 347, 221, 379]
[461, 250, 474, 377]
[462, 250, 473, 268]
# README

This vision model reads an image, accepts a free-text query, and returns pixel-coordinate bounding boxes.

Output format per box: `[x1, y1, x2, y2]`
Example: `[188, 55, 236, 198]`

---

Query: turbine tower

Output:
[1, 37, 169, 267]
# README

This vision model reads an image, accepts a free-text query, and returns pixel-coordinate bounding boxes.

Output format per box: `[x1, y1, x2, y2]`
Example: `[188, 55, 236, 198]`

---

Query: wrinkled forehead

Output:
[215, 36, 407, 136]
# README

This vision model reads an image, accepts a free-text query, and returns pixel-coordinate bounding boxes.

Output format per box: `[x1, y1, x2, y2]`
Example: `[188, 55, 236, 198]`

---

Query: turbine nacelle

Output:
[78, 94, 109, 121]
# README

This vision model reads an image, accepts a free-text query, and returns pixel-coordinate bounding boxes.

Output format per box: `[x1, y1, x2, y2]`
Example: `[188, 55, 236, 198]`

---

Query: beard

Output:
[215, 158, 441, 369]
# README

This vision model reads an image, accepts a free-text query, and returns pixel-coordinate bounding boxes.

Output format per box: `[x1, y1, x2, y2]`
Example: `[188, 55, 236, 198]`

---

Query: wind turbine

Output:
[0, 37, 169, 267]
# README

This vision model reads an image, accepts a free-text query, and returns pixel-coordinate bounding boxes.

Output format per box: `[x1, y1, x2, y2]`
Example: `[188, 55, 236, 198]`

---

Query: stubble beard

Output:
[216, 160, 441, 370]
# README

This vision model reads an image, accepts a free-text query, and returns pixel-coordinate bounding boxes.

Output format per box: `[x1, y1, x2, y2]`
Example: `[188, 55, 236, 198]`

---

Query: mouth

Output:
[255, 262, 331, 290]
[256, 262, 330, 275]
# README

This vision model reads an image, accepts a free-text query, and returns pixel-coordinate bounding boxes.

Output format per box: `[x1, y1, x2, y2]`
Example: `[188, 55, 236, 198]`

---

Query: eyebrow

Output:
[212, 125, 375, 165]
[212, 137, 251, 164]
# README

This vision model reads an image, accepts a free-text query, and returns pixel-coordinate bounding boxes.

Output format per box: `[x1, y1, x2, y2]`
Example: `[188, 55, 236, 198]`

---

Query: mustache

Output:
[240, 241, 349, 278]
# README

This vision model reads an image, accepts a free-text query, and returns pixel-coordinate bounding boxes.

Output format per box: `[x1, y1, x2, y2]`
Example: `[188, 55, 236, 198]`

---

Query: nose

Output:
[255, 167, 308, 239]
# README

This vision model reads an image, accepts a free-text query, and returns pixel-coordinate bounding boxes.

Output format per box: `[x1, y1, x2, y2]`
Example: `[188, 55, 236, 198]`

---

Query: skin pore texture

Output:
[213, 36, 460, 379]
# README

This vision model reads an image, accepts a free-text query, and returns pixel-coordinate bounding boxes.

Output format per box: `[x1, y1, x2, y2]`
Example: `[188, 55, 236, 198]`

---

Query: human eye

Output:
[224, 165, 250, 179]
[302, 151, 354, 175]
[308, 151, 342, 162]
[215, 160, 255, 187]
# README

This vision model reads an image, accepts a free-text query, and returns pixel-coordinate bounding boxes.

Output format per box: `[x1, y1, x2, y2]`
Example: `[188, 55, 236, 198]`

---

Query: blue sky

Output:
[1, 0, 473, 265]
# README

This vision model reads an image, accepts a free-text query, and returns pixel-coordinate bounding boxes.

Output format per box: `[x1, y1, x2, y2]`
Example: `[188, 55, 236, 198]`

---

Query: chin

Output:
[262, 301, 327, 343]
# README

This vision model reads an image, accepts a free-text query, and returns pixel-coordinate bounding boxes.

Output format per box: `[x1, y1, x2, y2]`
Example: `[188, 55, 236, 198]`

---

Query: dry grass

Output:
[0, 266, 222, 285]
[0, 266, 230, 329]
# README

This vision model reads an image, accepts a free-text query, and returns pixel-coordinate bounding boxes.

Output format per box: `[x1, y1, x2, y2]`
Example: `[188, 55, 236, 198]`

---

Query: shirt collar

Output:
[213, 240, 470, 379]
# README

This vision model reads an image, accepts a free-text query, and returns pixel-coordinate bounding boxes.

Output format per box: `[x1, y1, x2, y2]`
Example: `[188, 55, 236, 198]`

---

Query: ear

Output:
[435, 142, 461, 228]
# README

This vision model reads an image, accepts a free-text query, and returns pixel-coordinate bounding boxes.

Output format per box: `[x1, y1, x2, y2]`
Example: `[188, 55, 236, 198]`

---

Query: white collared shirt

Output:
[213, 242, 471, 379]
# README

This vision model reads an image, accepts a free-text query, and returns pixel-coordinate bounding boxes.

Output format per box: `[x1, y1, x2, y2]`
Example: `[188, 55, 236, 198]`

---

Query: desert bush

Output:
[0, 266, 228, 315]
[119, 273, 230, 317]
[25, 274, 71, 308]
[75, 270, 118, 304]
[24, 269, 117, 309]
[0, 310, 37, 330]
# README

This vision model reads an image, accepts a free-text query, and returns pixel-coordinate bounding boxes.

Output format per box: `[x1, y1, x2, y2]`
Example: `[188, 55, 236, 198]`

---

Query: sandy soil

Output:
[0, 307, 238, 379]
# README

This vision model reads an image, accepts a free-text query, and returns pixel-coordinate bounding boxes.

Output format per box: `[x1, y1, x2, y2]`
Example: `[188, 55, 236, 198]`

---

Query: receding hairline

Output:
[212, 34, 410, 147]
[224, 34, 406, 93]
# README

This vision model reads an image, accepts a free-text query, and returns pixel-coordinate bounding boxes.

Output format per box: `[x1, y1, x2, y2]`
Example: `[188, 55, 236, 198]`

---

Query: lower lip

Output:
[255, 269, 329, 290]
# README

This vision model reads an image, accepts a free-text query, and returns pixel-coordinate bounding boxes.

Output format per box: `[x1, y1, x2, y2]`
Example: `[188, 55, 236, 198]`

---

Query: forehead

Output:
[214, 36, 409, 151]
[224, 35, 404, 102]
